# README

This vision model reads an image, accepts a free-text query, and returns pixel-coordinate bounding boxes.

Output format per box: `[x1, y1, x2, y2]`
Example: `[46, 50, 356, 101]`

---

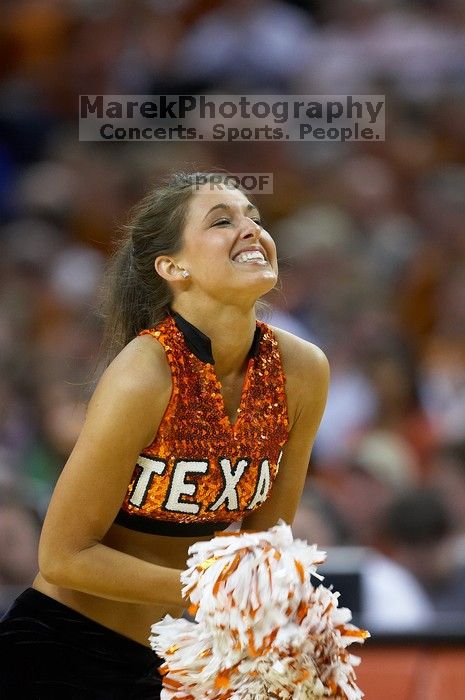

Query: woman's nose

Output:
[240, 220, 261, 239]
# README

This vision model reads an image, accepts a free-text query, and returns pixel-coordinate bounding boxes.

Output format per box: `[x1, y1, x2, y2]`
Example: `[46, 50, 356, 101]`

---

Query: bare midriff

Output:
[32, 523, 216, 647]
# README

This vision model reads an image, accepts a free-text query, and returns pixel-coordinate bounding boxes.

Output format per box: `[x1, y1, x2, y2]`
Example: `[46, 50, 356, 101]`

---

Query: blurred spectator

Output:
[267, 306, 315, 342]
[375, 488, 465, 624]
[171, 0, 315, 91]
[0, 490, 41, 587]
[23, 379, 86, 517]
[294, 488, 435, 633]
[420, 331, 465, 444]
[361, 547, 435, 633]
[360, 347, 438, 472]
[291, 484, 350, 547]
[319, 429, 418, 547]
[428, 441, 465, 563]
[312, 361, 377, 466]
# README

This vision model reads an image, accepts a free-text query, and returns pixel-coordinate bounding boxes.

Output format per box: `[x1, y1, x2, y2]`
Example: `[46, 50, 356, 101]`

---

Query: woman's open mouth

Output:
[231, 250, 269, 265]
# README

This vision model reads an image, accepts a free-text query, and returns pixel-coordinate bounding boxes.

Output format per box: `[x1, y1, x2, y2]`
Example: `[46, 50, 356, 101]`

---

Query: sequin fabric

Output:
[117, 314, 289, 525]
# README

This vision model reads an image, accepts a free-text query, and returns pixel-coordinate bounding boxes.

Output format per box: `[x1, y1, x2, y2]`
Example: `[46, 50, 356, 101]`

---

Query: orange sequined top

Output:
[114, 309, 289, 537]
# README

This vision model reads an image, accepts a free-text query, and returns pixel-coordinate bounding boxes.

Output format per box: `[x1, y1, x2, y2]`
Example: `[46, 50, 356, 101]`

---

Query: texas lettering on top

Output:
[127, 452, 283, 516]
[114, 313, 289, 531]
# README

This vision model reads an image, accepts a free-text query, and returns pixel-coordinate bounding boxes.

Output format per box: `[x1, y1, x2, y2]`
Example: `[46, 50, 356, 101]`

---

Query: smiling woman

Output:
[0, 172, 330, 698]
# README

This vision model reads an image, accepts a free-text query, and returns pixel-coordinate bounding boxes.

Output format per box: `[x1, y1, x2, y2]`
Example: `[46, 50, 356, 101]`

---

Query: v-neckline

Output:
[210, 356, 254, 431]
[167, 311, 262, 431]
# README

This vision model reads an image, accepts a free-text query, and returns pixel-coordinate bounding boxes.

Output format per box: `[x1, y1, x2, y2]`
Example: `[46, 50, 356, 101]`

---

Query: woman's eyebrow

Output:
[203, 202, 259, 221]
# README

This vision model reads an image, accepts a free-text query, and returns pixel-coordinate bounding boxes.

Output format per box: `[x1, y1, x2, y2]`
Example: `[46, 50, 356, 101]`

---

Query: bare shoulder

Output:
[266, 324, 329, 428]
[88, 333, 172, 443]
[267, 323, 330, 384]
[101, 332, 170, 389]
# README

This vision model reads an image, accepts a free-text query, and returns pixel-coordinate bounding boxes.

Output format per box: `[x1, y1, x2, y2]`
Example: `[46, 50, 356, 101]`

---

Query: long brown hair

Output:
[93, 171, 270, 381]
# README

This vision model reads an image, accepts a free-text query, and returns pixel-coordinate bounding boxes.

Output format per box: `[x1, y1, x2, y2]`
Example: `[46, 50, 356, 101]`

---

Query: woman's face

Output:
[173, 183, 278, 303]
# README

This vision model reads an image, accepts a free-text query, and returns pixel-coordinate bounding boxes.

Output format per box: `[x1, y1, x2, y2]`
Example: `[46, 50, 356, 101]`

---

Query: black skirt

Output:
[0, 587, 164, 699]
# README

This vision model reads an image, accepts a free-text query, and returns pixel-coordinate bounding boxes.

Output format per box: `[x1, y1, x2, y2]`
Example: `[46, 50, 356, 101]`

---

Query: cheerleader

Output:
[0, 172, 329, 698]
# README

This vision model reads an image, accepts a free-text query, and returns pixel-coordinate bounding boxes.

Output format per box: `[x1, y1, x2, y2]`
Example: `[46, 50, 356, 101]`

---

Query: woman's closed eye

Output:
[212, 218, 262, 227]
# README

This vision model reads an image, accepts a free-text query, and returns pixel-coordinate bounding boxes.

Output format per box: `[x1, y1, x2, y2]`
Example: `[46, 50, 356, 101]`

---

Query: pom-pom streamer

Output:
[150, 520, 369, 699]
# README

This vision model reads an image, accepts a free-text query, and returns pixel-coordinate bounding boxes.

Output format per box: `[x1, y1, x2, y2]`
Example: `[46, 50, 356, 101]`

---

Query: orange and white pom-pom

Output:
[150, 520, 370, 699]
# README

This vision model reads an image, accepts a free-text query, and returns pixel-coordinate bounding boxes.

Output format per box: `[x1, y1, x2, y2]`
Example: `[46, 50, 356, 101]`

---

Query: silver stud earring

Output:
[180, 269, 190, 278]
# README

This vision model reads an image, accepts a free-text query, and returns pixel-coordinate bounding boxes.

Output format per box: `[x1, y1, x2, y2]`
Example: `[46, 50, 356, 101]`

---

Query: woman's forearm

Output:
[39, 543, 186, 607]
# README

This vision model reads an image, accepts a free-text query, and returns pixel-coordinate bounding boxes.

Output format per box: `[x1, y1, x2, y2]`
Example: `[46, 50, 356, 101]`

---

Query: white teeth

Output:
[233, 250, 266, 264]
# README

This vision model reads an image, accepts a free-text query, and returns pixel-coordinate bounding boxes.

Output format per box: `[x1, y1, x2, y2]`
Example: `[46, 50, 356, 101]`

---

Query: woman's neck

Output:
[169, 300, 257, 378]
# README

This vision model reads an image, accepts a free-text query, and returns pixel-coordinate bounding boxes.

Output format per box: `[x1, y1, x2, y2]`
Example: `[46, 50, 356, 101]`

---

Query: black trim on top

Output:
[114, 509, 232, 537]
[169, 308, 262, 365]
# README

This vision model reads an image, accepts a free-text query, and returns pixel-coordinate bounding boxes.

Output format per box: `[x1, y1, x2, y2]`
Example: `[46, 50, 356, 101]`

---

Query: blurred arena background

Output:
[1, 1, 465, 696]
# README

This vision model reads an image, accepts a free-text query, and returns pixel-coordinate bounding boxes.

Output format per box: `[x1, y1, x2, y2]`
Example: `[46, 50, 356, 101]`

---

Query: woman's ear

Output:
[155, 256, 190, 282]
[154, 255, 180, 282]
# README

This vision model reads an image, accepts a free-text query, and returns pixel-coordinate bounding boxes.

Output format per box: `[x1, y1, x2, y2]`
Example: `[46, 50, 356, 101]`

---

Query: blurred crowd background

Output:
[1, 0, 465, 636]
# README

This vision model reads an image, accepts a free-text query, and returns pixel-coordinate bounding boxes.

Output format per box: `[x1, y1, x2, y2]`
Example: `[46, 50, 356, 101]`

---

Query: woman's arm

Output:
[241, 335, 330, 531]
[38, 335, 186, 608]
